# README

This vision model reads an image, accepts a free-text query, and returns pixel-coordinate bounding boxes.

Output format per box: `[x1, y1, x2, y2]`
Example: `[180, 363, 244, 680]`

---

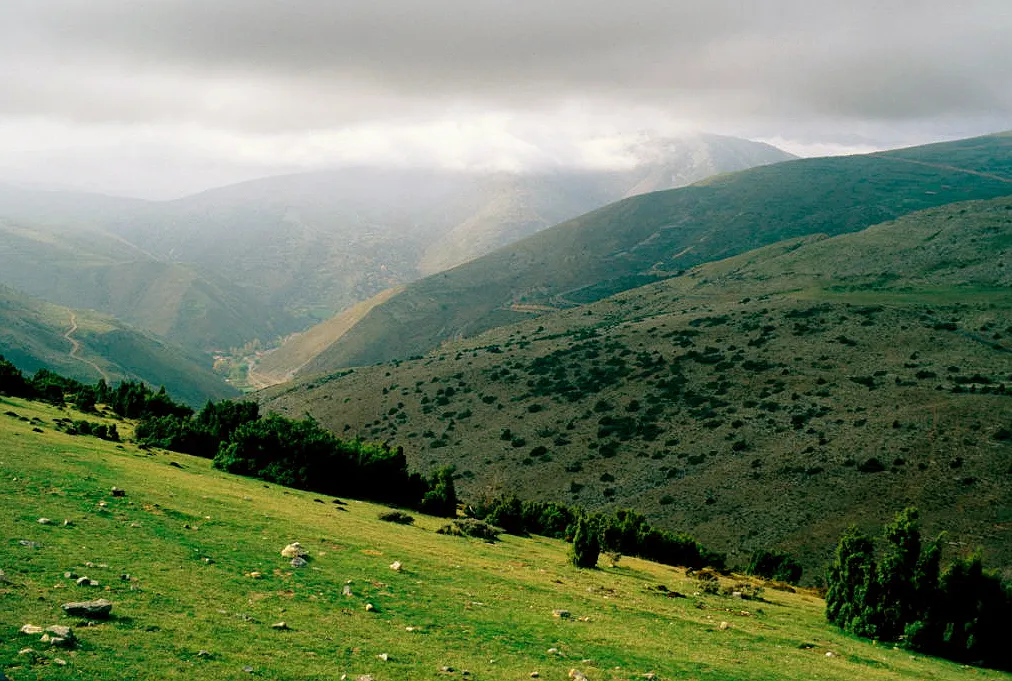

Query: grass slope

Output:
[259, 197, 1012, 576]
[0, 285, 238, 405]
[0, 214, 295, 354]
[302, 131, 1012, 372]
[2, 396, 1005, 681]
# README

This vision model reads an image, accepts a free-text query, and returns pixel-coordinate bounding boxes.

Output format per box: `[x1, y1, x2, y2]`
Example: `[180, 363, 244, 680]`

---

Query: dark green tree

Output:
[826, 525, 878, 636]
[569, 515, 600, 568]
[419, 466, 457, 518]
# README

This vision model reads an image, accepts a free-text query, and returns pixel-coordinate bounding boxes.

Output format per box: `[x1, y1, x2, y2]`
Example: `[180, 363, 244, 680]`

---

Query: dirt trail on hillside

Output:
[65, 313, 111, 382]
[872, 155, 1012, 184]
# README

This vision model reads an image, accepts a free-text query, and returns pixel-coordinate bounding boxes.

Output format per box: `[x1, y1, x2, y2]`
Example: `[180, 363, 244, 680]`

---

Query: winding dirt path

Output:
[64, 312, 111, 382]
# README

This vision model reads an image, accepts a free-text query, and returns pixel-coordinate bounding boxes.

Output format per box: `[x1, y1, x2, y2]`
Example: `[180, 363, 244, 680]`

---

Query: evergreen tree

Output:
[569, 515, 600, 568]
[825, 525, 877, 636]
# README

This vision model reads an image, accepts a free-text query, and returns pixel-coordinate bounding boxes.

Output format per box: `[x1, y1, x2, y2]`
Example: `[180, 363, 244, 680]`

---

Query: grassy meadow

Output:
[2, 397, 1008, 680]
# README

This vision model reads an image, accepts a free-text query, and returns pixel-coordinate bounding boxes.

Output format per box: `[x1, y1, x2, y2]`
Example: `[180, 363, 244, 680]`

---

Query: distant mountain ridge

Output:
[0, 133, 793, 358]
[287, 132, 1012, 376]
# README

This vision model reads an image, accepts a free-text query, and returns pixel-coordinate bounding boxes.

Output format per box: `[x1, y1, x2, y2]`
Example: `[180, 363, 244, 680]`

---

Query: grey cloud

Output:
[2, 0, 1010, 131]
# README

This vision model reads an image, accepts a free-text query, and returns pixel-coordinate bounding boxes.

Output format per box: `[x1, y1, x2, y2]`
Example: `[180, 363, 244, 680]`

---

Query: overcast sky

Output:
[1, 0, 1009, 198]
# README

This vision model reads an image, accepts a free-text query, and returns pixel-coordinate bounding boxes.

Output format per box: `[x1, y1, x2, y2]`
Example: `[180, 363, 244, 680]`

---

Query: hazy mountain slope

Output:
[258, 197, 1012, 573]
[0, 135, 791, 357]
[249, 286, 404, 389]
[299, 132, 1012, 373]
[0, 213, 293, 353]
[0, 285, 238, 404]
[105, 134, 793, 321]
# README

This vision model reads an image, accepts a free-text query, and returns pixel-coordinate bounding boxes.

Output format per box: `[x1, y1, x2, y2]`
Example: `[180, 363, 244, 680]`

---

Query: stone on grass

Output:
[357, 675, 374, 681]
[390, 561, 402, 571]
[45, 625, 73, 640]
[53, 658, 67, 666]
[718, 621, 730, 631]
[197, 650, 212, 658]
[242, 665, 254, 673]
[377, 653, 389, 662]
[62, 598, 113, 619]
[290, 556, 308, 568]
[37, 518, 52, 525]
[569, 670, 589, 681]
[553, 609, 571, 618]
[531, 673, 540, 678]
[0, 569, 9, 584]
[76, 576, 99, 587]
[18, 540, 42, 548]
[342, 584, 353, 597]
[271, 622, 289, 630]
[20, 624, 44, 635]
[364, 603, 375, 612]
[280, 542, 308, 559]
[111, 487, 125, 497]
[642, 674, 657, 680]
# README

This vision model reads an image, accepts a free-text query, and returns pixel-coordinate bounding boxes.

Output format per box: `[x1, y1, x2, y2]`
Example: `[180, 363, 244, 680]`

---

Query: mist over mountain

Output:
[0, 133, 791, 358]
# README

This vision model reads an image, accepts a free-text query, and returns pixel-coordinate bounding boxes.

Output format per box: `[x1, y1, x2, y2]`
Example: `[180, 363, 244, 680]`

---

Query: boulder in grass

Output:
[280, 542, 308, 559]
[62, 598, 113, 619]
[290, 556, 308, 568]
[20, 624, 44, 635]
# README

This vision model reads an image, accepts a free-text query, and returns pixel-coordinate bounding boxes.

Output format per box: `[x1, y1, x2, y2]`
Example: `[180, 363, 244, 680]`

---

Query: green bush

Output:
[746, 549, 803, 584]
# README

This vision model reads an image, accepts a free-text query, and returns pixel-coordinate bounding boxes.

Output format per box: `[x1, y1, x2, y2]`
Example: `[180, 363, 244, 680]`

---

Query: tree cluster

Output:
[471, 495, 725, 571]
[827, 507, 1011, 670]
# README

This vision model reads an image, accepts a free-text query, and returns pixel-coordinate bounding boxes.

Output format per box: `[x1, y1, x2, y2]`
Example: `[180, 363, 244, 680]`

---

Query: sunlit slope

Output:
[2, 396, 1002, 681]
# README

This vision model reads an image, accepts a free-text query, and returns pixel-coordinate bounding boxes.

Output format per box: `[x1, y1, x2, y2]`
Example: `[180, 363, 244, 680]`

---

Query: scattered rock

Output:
[242, 665, 254, 673]
[111, 487, 125, 497]
[825, 651, 836, 658]
[342, 584, 353, 597]
[553, 609, 571, 619]
[247, 571, 263, 579]
[75, 576, 99, 587]
[197, 650, 213, 658]
[440, 666, 455, 673]
[718, 621, 730, 631]
[364, 603, 375, 612]
[642, 674, 657, 680]
[63, 519, 73, 527]
[46, 625, 73, 639]
[53, 658, 67, 666]
[98, 501, 108, 507]
[377, 653, 389, 661]
[547, 648, 560, 655]
[0, 569, 9, 583]
[531, 673, 540, 678]
[61, 598, 113, 618]
[280, 542, 308, 559]
[18, 539, 42, 548]
[120, 574, 131, 581]
[290, 556, 308, 568]
[569, 670, 589, 681]
[271, 622, 289, 630]
[389, 561, 402, 572]
[18, 647, 36, 657]
[357, 676, 374, 681]
[37, 518, 52, 525]
[20, 624, 44, 635]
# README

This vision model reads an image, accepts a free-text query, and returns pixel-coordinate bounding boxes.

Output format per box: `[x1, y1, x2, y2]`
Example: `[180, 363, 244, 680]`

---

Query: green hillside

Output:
[0, 285, 238, 405]
[298, 132, 1012, 373]
[2, 396, 1006, 680]
[0, 214, 294, 354]
[259, 197, 1012, 575]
